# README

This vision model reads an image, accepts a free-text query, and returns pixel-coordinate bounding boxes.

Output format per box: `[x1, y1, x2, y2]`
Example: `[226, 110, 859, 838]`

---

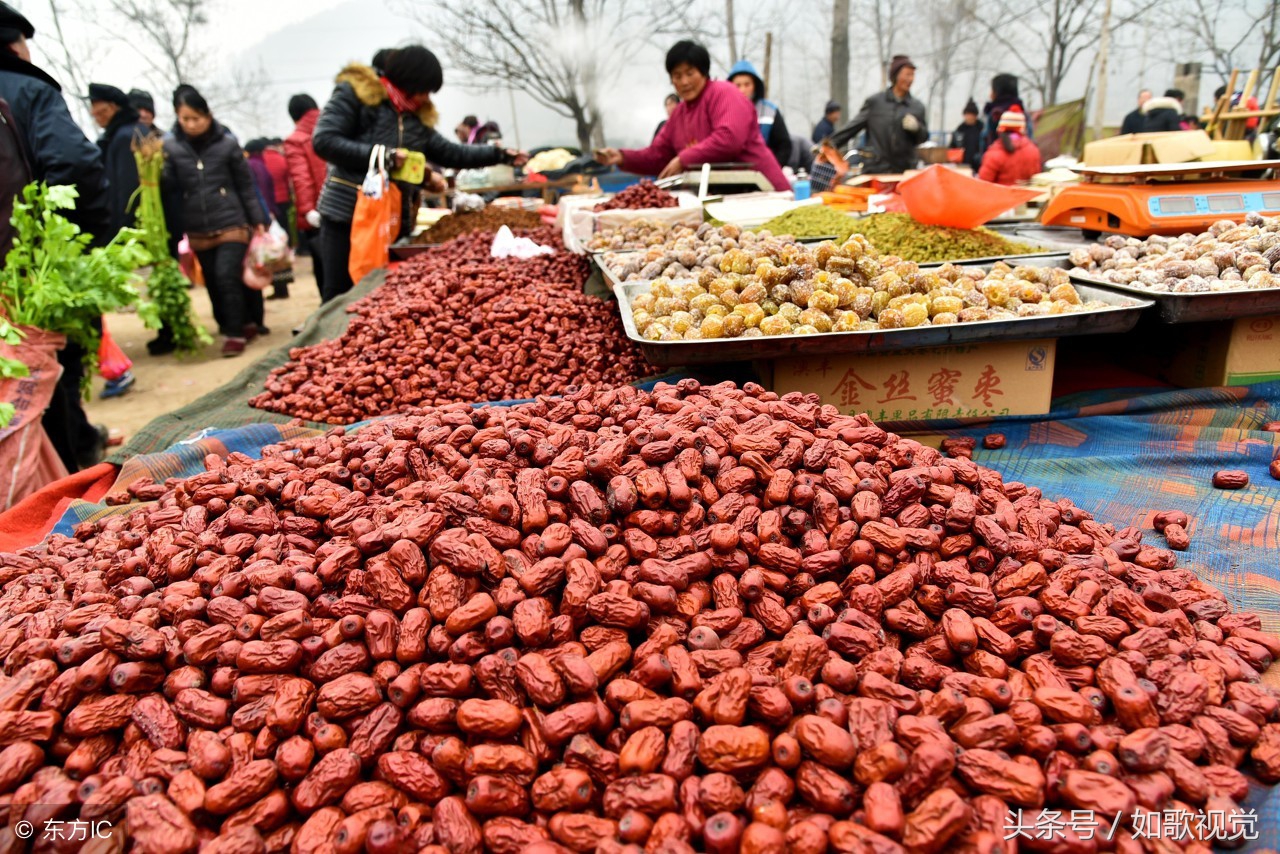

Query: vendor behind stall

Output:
[594, 40, 789, 191]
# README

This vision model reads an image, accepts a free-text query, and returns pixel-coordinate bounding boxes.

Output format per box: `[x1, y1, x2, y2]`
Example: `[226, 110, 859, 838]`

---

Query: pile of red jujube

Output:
[250, 229, 656, 424]
[594, 181, 679, 213]
[1, 380, 1278, 854]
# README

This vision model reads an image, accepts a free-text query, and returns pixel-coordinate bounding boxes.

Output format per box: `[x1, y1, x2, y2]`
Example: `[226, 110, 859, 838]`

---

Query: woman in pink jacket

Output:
[595, 41, 789, 191]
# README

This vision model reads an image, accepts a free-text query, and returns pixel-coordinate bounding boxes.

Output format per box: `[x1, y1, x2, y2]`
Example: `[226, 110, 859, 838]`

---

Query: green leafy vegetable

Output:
[0, 182, 157, 396]
[0, 319, 26, 429]
[133, 136, 210, 353]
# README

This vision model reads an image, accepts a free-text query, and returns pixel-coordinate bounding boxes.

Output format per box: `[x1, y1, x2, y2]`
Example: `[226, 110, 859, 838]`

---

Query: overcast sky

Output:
[18, 0, 1263, 150]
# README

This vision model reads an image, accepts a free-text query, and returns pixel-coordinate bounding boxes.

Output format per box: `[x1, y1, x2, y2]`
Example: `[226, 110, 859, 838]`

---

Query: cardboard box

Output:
[1165, 315, 1280, 387]
[1082, 130, 1217, 167]
[770, 339, 1057, 422]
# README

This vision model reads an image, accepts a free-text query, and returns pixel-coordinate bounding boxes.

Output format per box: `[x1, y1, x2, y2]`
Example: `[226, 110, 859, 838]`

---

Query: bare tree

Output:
[40, 0, 92, 124]
[108, 0, 210, 86]
[864, 0, 902, 88]
[975, 0, 1156, 106]
[831, 0, 850, 112]
[726, 0, 739, 63]
[412, 0, 706, 151]
[919, 0, 983, 126]
[1186, 0, 1280, 81]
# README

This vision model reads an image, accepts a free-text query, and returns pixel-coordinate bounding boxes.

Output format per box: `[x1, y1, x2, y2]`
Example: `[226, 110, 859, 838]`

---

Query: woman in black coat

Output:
[312, 45, 528, 301]
[163, 86, 268, 357]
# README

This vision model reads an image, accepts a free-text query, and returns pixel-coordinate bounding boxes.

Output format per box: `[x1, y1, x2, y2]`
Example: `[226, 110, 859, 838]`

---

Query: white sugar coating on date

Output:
[0, 379, 1276, 852]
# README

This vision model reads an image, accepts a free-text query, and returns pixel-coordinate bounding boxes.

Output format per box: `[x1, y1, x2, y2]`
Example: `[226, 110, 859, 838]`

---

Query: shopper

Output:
[244, 139, 279, 220]
[163, 85, 268, 357]
[983, 73, 1032, 150]
[977, 105, 1041, 185]
[1142, 89, 1184, 133]
[128, 88, 156, 133]
[728, 59, 792, 169]
[829, 55, 927, 175]
[812, 100, 841, 143]
[312, 45, 524, 301]
[455, 114, 477, 143]
[87, 82, 147, 398]
[0, 2, 110, 471]
[594, 40, 789, 191]
[951, 98, 984, 172]
[653, 93, 678, 140]
[284, 93, 326, 297]
[88, 82, 147, 237]
[1121, 89, 1151, 135]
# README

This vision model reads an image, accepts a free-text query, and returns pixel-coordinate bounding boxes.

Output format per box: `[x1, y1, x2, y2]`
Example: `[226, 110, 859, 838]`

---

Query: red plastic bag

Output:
[97, 323, 131, 382]
[1, 327, 69, 509]
[898, 164, 1042, 229]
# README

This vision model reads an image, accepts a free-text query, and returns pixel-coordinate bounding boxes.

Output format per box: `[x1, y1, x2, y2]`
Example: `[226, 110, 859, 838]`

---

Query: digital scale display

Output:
[1158, 197, 1196, 214]
[1150, 191, 1280, 217]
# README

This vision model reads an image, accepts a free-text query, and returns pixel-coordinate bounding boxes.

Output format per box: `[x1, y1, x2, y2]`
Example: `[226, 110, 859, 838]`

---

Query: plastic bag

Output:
[491, 225, 553, 259]
[242, 252, 272, 290]
[246, 220, 293, 273]
[349, 146, 401, 285]
[1, 326, 69, 509]
[897, 164, 1042, 229]
[97, 323, 131, 382]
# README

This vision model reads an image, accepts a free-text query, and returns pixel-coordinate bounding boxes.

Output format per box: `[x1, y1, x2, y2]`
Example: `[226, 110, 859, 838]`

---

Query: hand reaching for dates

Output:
[658, 155, 685, 180]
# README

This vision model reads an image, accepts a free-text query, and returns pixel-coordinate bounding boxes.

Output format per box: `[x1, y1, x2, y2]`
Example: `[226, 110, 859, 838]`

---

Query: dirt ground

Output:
[84, 257, 322, 443]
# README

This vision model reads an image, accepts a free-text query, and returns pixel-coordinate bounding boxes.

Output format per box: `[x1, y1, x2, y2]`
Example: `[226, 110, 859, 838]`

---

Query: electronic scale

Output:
[1039, 160, 1280, 237]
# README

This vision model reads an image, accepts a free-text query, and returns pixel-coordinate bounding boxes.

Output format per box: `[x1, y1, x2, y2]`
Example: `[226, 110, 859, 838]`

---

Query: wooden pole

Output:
[763, 32, 773, 93]
[1092, 0, 1114, 140]
[726, 0, 738, 63]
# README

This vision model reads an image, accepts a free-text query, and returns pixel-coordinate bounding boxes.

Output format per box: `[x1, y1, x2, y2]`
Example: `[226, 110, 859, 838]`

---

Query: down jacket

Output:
[284, 108, 326, 229]
[162, 121, 267, 236]
[312, 64, 507, 226]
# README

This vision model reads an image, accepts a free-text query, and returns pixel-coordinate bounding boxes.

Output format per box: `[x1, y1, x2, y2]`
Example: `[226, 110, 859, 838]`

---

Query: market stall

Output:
[4, 154, 1280, 853]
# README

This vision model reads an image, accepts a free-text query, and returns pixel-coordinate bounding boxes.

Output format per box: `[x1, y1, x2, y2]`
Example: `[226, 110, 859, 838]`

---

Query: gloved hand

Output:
[902, 113, 920, 133]
[305, 210, 322, 229]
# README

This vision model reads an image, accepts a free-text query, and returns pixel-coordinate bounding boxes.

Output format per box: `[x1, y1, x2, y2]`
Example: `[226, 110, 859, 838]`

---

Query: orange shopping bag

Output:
[898, 164, 1041, 229]
[348, 145, 402, 285]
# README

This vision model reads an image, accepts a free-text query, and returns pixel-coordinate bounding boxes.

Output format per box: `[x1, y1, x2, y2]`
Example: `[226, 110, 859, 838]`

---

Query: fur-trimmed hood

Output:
[1142, 95, 1181, 114]
[335, 63, 439, 129]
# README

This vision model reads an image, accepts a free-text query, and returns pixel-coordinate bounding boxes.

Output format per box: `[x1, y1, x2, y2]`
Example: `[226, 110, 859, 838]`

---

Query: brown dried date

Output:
[1212, 470, 1249, 489]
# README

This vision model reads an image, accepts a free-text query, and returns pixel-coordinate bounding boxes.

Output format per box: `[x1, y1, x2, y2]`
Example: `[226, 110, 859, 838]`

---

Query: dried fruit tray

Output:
[1062, 264, 1280, 324]
[612, 278, 1154, 367]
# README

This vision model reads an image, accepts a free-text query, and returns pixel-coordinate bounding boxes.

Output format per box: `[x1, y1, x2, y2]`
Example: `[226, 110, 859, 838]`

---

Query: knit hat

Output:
[0, 2, 34, 41]
[997, 104, 1026, 132]
[128, 89, 155, 114]
[889, 55, 915, 84]
[824, 100, 840, 115]
[963, 98, 979, 116]
[87, 83, 130, 107]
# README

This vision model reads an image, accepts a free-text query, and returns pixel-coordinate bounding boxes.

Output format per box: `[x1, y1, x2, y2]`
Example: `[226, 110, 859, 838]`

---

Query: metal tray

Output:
[989, 225, 1094, 251]
[389, 240, 442, 260]
[615, 279, 1154, 367]
[1062, 266, 1280, 324]
[922, 251, 1071, 268]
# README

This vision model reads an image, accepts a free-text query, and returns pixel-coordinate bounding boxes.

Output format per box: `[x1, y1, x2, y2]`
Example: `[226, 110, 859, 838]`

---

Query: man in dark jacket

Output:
[1142, 89, 1184, 133]
[312, 49, 523, 300]
[1120, 89, 1150, 135]
[831, 55, 927, 174]
[88, 82, 147, 237]
[812, 100, 840, 143]
[0, 3, 110, 471]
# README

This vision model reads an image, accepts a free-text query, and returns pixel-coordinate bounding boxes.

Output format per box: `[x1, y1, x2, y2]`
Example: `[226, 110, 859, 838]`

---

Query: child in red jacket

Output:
[978, 105, 1041, 185]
